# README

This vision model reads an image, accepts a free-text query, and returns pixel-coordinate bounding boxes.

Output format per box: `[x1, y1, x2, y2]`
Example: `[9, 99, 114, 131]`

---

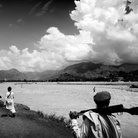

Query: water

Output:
[0, 82, 138, 138]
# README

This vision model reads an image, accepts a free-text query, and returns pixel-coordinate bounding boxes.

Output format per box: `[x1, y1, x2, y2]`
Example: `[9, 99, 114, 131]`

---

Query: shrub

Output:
[37, 110, 45, 118]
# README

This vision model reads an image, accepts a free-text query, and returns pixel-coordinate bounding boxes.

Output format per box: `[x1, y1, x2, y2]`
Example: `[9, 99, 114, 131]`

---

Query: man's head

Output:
[93, 91, 111, 108]
[7, 86, 12, 92]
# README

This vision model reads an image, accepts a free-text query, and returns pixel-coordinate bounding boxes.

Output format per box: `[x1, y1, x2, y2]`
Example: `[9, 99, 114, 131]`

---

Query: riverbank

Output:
[0, 100, 73, 138]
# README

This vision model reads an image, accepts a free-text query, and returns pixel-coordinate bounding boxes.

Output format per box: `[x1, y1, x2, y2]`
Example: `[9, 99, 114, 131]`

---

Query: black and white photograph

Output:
[0, 0, 138, 137]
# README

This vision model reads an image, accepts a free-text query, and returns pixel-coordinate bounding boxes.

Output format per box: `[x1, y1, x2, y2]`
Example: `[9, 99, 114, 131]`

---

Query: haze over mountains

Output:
[0, 68, 26, 81]
[0, 62, 138, 82]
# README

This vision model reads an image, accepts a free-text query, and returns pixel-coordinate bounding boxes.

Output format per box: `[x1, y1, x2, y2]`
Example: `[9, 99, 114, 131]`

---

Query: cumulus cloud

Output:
[70, 0, 138, 65]
[0, 46, 65, 72]
[38, 27, 94, 61]
[0, 0, 138, 72]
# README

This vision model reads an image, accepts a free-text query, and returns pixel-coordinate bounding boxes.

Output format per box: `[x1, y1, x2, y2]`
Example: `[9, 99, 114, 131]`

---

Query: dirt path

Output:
[0, 103, 73, 138]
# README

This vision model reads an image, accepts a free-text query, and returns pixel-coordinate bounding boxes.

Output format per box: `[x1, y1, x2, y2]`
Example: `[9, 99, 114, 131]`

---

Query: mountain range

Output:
[0, 62, 138, 81]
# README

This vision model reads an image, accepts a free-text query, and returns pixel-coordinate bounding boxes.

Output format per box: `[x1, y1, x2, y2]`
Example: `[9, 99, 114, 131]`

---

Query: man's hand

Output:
[69, 111, 79, 119]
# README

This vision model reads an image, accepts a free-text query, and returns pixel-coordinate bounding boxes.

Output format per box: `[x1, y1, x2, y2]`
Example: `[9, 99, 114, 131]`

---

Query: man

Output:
[1, 86, 16, 117]
[93, 87, 95, 93]
[69, 91, 122, 138]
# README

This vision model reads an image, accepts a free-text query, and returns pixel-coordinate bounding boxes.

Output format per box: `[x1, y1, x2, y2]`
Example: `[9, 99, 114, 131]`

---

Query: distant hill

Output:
[25, 70, 62, 80]
[1, 62, 138, 81]
[119, 63, 138, 72]
[0, 68, 62, 81]
[0, 68, 27, 81]
[39, 70, 62, 80]
[64, 62, 102, 73]
[47, 62, 138, 82]
[64, 62, 138, 74]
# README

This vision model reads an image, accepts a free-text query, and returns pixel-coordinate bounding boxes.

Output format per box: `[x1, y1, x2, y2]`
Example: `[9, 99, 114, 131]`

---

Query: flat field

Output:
[0, 82, 138, 138]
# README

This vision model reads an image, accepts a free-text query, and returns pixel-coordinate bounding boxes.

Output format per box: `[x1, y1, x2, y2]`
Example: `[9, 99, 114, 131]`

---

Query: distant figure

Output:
[93, 87, 95, 92]
[69, 91, 122, 138]
[1, 86, 16, 117]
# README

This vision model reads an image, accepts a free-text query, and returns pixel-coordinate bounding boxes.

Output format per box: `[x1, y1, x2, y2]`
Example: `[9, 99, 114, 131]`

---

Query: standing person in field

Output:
[1, 86, 16, 117]
[93, 87, 95, 93]
[69, 91, 122, 138]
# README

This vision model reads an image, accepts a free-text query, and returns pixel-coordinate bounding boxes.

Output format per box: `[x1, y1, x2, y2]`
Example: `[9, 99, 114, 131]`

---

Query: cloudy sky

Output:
[0, 0, 138, 72]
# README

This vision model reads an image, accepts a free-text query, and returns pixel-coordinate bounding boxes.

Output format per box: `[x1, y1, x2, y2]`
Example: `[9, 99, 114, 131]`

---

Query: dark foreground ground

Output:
[0, 100, 73, 138]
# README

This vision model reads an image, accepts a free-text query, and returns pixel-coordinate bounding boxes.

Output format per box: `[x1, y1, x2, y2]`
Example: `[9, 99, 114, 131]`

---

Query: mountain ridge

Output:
[0, 68, 27, 81]
[0, 62, 138, 81]
[48, 62, 138, 81]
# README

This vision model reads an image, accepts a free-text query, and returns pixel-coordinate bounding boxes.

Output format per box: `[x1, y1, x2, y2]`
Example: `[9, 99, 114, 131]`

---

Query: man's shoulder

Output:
[83, 111, 98, 121]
